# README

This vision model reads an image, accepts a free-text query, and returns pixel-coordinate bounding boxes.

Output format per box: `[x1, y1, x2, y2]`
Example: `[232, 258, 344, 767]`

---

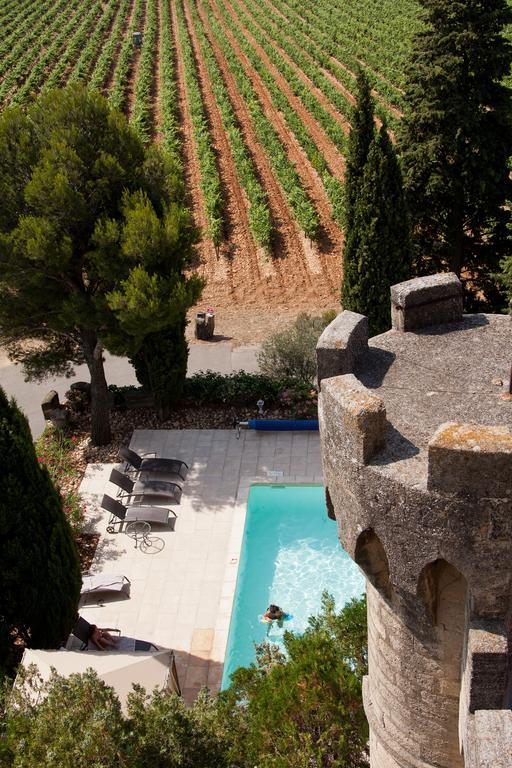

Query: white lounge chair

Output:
[81, 573, 131, 598]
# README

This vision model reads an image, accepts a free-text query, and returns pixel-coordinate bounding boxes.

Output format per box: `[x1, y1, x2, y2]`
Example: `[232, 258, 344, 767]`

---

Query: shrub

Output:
[0, 389, 81, 666]
[35, 427, 85, 534]
[130, 323, 189, 417]
[108, 372, 318, 417]
[182, 370, 309, 408]
[2, 596, 368, 767]
[257, 312, 335, 384]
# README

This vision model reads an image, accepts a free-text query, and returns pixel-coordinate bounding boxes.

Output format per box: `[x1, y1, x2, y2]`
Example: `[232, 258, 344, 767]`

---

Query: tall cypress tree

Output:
[343, 69, 375, 232]
[343, 126, 413, 336]
[0, 388, 81, 664]
[398, 0, 512, 308]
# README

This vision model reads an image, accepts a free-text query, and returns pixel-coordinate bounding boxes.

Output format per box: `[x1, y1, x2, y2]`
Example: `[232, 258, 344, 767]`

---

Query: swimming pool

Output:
[221, 484, 365, 688]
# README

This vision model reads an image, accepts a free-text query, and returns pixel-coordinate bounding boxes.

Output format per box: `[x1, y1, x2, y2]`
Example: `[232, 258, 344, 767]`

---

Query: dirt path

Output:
[104, 0, 138, 94]
[61, 2, 114, 86]
[196, 0, 338, 309]
[126, 0, 148, 119]
[3, 0, 84, 102]
[265, 0, 402, 116]
[183, 0, 276, 306]
[328, 55, 403, 120]
[209, 0, 341, 293]
[170, 0, 222, 299]
[86, 0, 127, 83]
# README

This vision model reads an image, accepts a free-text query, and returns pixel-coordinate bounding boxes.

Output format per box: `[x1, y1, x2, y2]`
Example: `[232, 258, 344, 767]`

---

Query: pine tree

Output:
[130, 320, 189, 417]
[343, 69, 375, 232]
[342, 126, 413, 336]
[0, 388, 81, 666]
[398, 0, 512, 308]
[0, 87, 202, 445]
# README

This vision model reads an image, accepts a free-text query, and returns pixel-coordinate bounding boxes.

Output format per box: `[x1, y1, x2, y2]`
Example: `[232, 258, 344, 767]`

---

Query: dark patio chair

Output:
[109, 468, 182, 504]
[72, 616, 158, 651]
[120, 447, 188, 481]
[72, 615, 121, 650]
[100, 494, 176, 534]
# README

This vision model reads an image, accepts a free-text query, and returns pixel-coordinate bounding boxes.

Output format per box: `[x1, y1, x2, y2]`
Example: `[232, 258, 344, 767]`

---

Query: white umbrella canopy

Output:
[18, 648, 180, 713]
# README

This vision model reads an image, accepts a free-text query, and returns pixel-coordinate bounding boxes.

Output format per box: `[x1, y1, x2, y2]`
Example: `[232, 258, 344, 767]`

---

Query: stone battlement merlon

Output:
[319, 374, 386, 464]
[428, 422, 512, 497]
[316, 310, 368, 385]
[391, 272, 463, 331]
[460, 620, 512, 768]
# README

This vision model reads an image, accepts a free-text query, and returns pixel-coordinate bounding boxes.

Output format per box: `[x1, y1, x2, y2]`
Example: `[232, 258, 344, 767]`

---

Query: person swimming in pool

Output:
[260, 605, 293, 635]
[263, 604, 285, 622]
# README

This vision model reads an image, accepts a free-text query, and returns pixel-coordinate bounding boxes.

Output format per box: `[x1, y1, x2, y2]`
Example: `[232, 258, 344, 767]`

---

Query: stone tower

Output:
[316, 274, 512, 768]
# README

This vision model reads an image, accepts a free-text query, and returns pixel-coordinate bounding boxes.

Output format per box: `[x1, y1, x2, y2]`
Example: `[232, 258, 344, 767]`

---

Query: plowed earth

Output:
[182, 0, 340, 334]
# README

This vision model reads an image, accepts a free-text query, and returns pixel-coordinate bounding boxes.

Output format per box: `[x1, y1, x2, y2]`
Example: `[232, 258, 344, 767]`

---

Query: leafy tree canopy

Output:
[221, 594, 369, 768]
[343, 69, 375, 232]
[0, 87, 202, 444]
[398, 0, 512, 308]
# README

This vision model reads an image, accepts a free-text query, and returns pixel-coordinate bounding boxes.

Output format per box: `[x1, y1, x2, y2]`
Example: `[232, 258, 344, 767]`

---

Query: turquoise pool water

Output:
[221, 484, 365, 688]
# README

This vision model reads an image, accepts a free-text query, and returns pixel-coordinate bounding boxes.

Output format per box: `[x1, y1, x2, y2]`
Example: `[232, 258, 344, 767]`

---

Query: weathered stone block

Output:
[463, 710, 512, 768]
[428, 422, 512, 496]
[41, 390, 59, 420]
[391, 273, 463, 331]
[316, 310, 368, 385]
[464, 621, 508, 713]
[320, 374, 386, 464]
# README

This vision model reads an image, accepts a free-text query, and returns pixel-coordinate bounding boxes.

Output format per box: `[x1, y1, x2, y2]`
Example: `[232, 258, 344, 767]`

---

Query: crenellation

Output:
[428, 422, 512, 496]
[318, 276, 512, 768]
[391, 272, 463, 331]
[320, 374, 387, 464]
[316, 310, 368, 385]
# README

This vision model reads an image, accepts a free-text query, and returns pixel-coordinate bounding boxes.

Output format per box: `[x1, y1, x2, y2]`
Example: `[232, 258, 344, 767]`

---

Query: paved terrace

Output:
[79, 428, 323, 702]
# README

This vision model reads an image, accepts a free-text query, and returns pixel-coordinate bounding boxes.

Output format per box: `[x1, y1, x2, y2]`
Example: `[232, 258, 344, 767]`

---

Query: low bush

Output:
[258, 311, 336, 384]
[182, 370, 312, 409]
[35, 427, 85, 534]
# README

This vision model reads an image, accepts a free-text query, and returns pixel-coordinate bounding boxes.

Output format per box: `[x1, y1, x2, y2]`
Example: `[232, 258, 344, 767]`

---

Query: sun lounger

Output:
[120, 447, 188, 481]
[81, 573, 131, 598]
[72, 616, 158, 652]
[72, 615, 121, 650]
[101, 494, 176, 533]
[109, 468, 182, 504]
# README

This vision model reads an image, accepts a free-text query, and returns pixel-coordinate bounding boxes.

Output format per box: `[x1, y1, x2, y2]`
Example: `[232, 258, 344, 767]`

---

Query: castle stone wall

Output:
[317, 275, 512, 768]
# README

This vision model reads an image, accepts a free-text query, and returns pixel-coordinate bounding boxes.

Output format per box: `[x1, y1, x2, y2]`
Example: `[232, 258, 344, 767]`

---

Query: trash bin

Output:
[195, 310, 215, 340]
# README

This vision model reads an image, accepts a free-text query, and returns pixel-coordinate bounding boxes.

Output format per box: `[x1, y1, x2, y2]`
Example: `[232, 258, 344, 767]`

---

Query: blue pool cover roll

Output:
[248, 419, 319, 431]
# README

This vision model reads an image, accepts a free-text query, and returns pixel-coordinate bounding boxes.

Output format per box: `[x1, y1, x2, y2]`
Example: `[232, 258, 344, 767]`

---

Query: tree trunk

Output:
[81, 331, 112, 446]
